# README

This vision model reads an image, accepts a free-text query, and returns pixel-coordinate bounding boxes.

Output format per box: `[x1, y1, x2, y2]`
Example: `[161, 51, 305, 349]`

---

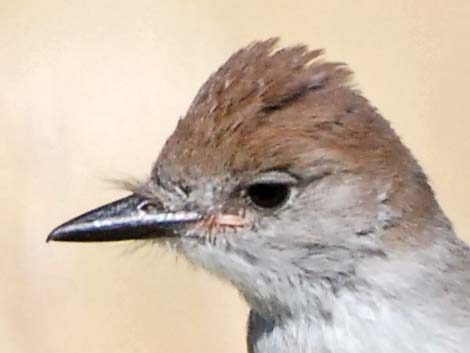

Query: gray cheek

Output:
[270, 177, 384, 243]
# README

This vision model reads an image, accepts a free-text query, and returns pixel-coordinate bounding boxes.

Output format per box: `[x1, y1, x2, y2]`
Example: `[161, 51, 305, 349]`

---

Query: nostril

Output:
[137, 200, 162, 214]
[180, 184, 192, 196]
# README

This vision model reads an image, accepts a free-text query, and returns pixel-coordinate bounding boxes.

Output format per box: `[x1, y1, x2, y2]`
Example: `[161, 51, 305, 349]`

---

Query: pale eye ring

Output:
[247, 183, 291, 209]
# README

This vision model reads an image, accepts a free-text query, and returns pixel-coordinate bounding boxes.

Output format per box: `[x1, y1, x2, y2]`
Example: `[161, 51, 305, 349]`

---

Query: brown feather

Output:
[154, 38, 447, 243]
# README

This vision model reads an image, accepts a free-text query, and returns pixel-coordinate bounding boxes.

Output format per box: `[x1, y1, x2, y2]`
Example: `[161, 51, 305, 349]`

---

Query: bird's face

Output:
[146, 149, 393, 315]
[48, 146, 392, 316]
[49, 39, 439, 316]
[152, 153, 377, 255]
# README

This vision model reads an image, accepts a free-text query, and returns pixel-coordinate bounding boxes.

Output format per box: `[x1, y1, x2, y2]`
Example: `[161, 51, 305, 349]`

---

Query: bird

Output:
[48, 38, 470, 353]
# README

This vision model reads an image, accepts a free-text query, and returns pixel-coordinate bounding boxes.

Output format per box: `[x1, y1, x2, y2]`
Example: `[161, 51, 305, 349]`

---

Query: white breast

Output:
[250, 290, 470, 353]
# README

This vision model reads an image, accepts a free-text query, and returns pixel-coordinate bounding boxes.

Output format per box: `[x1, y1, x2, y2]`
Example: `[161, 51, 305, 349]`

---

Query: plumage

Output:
[49, 38, 470, 353]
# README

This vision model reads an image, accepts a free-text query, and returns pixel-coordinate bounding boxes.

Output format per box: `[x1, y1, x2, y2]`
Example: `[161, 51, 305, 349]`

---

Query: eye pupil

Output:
[247, 183, 290, 209]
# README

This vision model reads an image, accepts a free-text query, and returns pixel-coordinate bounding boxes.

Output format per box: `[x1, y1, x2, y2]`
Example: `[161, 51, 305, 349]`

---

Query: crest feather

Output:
[156, 38, 399, 181]
[185, 38, 352, 122]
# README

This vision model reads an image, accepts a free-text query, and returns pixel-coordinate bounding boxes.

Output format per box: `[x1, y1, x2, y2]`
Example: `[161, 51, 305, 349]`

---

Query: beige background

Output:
[1, 1, 470, 352]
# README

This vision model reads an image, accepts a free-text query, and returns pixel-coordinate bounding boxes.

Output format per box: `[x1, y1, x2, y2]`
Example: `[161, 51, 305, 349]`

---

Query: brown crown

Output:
[156, 38, 419, 185]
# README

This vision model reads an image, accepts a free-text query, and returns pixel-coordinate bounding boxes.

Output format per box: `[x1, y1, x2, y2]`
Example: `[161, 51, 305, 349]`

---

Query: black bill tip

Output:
[47, 194, 201, 243]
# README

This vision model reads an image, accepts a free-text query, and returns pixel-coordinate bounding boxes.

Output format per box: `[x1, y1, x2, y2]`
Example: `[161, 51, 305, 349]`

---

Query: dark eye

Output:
[247, 183, 291, 209]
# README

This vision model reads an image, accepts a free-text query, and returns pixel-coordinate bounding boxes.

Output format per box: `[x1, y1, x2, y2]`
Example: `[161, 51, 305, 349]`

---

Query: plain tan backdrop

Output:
[2, 1, 470, 352]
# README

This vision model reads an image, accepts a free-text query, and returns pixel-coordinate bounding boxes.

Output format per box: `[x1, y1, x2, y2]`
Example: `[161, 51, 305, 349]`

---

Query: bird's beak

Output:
[47, 194, 201, 242]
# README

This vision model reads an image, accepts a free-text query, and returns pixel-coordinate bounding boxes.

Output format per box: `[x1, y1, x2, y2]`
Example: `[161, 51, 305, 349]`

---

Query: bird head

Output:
[48, 39, 450, 318]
